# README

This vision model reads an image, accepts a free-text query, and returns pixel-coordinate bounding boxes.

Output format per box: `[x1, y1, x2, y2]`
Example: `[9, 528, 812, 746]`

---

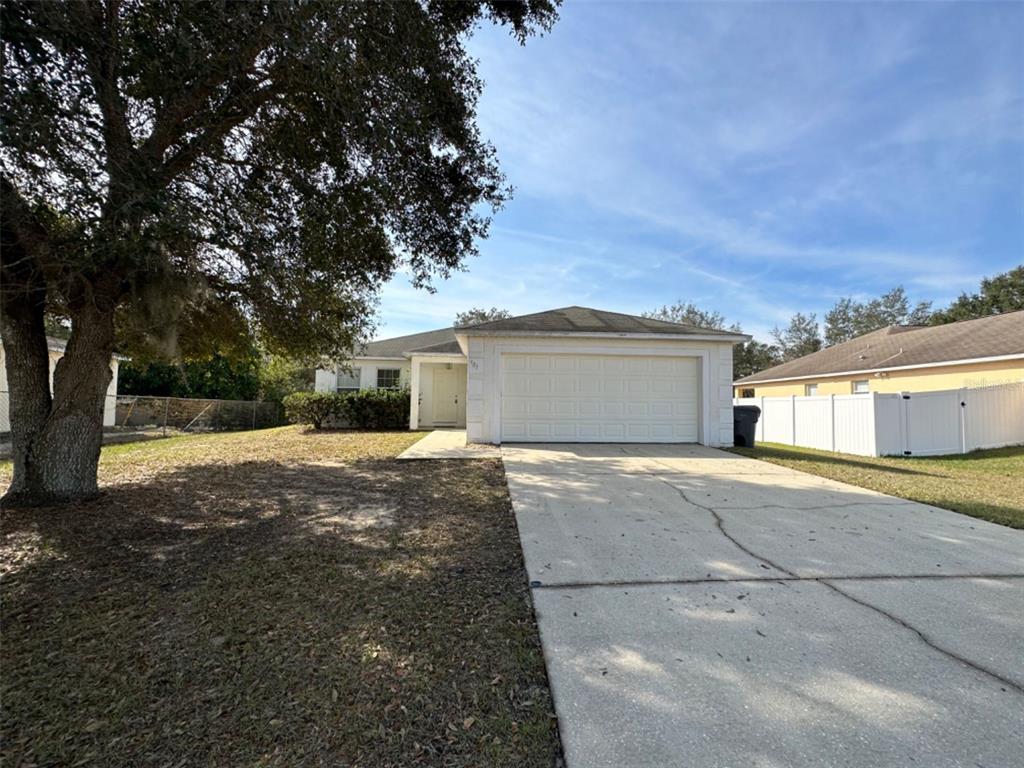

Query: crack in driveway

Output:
[653, 475, 1024, 696]
[531, 573, 1024, 590]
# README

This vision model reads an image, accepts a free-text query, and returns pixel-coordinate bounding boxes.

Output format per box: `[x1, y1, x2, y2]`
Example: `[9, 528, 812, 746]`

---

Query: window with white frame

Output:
[376, 368, 401, 389]
[739, 388, 755, 398]
[852, 379, 870, 394]
[805, 384, 818, 396]
[336, 366, 361, 392]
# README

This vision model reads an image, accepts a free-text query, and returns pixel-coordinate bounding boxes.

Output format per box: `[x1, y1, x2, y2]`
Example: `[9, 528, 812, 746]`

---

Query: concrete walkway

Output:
[396, 429, 501, 460]
[502, 443, 1024, 768]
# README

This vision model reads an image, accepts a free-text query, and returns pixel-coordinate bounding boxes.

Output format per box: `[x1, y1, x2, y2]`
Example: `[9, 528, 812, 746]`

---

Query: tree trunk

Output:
[1, 303, 116, 506]
[0, 275, 53, 501]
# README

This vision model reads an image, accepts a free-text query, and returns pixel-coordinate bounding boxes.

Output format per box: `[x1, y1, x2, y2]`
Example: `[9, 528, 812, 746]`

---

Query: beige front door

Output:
[432, 367, 459, 424]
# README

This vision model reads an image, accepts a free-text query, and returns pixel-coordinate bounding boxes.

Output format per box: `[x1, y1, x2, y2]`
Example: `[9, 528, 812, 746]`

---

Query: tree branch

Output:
[70, 0, 135, 191]
[159, 84, 278, 184]
[1, 175, 51, 292]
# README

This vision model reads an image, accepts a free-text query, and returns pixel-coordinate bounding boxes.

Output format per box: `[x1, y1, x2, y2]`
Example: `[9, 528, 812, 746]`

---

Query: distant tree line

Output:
[118, 265, 1022, 398]
[645, 265, 1022, 377]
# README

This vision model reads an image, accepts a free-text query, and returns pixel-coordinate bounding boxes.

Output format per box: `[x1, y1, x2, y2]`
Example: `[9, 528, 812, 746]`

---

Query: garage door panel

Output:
[651, 423, 674, 439]
[650, 401, 673, 418]
[551, 379, 575, 396]
[626, 401, 649, 417]
[501, 353, 699, 443]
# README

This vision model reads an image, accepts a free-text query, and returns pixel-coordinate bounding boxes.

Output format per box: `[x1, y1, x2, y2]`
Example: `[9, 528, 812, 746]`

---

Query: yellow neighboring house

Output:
[734, 310, 1024, 398]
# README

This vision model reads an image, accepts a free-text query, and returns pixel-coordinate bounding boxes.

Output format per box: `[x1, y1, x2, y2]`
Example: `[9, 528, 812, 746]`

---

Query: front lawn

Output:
[1, 427, 562, 767]
[729, 442, 1024, 529]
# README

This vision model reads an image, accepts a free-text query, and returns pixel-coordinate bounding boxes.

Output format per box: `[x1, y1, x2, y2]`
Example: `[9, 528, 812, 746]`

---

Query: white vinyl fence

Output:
[735, 381, 1024, 457]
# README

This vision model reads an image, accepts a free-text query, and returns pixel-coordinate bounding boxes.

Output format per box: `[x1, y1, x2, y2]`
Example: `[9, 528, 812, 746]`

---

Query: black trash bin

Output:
[733, 405, 761, 447]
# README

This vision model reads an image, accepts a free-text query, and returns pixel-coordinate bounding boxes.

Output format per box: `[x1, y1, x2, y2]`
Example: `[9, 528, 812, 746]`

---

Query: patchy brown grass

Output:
[1, 427, 562, 767]
[730, 442, 1024, 529]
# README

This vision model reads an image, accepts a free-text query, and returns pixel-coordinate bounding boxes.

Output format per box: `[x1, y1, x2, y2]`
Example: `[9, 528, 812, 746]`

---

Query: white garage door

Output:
[500, 354, 700, 442]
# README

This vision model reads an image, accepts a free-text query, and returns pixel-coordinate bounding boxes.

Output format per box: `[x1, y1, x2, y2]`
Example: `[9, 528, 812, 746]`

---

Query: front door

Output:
[432, 367, 459, 424]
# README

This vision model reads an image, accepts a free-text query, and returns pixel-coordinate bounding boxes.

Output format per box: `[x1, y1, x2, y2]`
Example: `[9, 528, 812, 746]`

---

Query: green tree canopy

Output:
[643, 301, 728, 330]
[0, 0, 558, 504]
[772, 313, 822, 362]
[930, 266, 1024, 324]
[644, 301, 781, 379]
[824, 287, 931, 346]
[455, 307, 513, 327]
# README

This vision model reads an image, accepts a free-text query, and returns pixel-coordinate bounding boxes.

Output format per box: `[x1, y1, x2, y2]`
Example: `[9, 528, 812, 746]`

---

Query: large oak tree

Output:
[0, 0, 557, 504]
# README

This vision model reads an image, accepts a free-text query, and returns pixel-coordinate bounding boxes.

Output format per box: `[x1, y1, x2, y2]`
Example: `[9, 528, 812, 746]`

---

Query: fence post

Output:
[959, 388, 967, 454]
[829, 394, 836, 452]
[252, 400, 257, 430]
[790, 395, 797, 445]
[121, 396, 137, 427]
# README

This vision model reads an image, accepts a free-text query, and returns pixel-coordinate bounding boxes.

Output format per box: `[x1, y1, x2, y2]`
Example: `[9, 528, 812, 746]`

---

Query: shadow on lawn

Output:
[1, 457, 561, 768]
[732, 445, 941, 477]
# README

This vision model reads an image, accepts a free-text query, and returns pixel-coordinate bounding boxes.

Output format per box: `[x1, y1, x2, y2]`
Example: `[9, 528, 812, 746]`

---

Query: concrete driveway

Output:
[502, 443, 1024, 768]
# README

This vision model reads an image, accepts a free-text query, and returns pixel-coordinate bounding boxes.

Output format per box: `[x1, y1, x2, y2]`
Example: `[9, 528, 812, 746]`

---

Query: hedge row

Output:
[282, 389, 411, 430]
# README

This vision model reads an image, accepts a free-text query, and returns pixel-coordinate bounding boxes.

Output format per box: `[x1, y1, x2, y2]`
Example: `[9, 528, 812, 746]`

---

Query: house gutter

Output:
[733, 352, 1024, 386]
[455, 330, 751, 343]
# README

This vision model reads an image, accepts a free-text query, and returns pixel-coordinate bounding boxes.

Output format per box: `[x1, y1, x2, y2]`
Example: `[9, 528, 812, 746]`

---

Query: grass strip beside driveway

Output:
[1, 427, 561, 767]
[729, 442, 1024, 529]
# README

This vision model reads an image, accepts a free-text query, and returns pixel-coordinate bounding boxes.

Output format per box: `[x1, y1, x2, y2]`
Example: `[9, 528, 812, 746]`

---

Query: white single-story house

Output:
[0, 336, 123, 433]
[315, 306, 749, 446]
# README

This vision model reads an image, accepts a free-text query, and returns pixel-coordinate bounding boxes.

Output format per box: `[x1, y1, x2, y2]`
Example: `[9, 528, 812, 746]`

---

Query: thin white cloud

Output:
[373, 2, 1022, 343]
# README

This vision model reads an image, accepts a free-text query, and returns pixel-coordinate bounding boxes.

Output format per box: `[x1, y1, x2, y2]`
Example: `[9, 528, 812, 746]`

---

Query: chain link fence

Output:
[114, 395, 285, 433]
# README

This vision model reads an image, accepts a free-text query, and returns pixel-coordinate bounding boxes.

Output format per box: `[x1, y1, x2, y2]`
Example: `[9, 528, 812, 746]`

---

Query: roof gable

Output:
[456, 305, 743, 337]
[355, 305, 748, 359]
[736, 310, 1024, 384]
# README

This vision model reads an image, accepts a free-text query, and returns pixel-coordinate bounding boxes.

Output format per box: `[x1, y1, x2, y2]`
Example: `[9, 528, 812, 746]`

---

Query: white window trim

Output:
[852, 379, 870, 394]
[805, 384, 819, 396]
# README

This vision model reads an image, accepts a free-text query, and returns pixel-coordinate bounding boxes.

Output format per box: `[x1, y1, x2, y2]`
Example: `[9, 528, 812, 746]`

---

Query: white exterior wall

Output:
[465, 334, 737, 446]
[1, 346, 119, 432]
[104, 359, 119, 427]
[314, 359, 411, 392]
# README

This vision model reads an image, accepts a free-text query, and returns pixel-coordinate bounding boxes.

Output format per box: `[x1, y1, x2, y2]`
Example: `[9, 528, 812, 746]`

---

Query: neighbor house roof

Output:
[735, 310, 1024, 385]
[0, 335, 129, 361]
[456, 306, 747, 338]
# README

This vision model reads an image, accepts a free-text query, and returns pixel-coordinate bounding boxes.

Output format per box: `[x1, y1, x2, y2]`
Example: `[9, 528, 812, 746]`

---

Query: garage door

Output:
[500, 354, 699, 442]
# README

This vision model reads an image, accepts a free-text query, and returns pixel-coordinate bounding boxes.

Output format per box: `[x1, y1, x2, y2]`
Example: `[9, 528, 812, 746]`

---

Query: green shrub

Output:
[339, 388, 411, 429]
[282, 391, 344, 429]
[282, 389, 411, 430]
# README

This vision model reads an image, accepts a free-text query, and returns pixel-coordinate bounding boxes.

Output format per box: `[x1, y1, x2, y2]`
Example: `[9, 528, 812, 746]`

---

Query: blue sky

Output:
[377, 1, 1023, 342]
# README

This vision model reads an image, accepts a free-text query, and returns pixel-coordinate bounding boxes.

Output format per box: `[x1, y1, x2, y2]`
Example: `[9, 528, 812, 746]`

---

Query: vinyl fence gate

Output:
[734, 381, 1024, 457]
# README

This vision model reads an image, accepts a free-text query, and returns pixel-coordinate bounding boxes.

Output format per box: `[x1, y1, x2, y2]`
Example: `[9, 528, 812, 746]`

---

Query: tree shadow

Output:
[1, 456, 560, 767]
[733, 445, 939, 477]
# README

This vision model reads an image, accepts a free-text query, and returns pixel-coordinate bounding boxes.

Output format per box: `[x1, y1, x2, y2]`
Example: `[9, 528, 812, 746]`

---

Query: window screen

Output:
[376, 368, 401, 389]
[336, 366, 361, 392]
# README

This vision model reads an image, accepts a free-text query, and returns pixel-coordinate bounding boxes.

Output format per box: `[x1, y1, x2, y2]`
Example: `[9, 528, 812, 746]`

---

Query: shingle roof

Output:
[456, 306, 745, 337]
[0, 335, 129, 361]
[358, 327, 456, 358]
[407, 339, 463, 355]
[735, 310, 1024, 384]
[356, 306, 746, 358]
